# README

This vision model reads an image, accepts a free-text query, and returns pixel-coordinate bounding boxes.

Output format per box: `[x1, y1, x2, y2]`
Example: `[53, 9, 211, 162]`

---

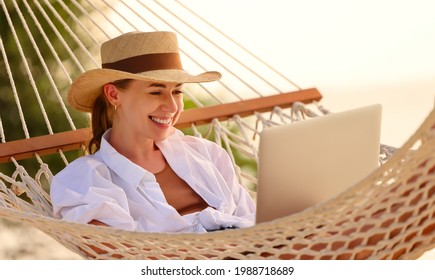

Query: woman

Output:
[50, 31, 256, 233]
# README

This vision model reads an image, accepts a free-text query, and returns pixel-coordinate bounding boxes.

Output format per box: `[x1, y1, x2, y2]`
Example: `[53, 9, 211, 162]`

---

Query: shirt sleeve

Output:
[50, 157, 136, 231]
[208, 141, 256, 223]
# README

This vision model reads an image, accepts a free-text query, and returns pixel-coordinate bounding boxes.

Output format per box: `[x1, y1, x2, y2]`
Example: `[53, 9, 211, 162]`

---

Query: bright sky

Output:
[186, 0, 435, 147]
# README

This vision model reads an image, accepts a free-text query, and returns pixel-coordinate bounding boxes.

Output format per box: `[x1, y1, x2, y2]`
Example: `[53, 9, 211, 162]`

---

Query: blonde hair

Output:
[88, 79, 132, 154]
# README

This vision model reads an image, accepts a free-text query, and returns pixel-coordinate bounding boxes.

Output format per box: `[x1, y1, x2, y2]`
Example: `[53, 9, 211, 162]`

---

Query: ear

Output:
[103, 83, 120, 106]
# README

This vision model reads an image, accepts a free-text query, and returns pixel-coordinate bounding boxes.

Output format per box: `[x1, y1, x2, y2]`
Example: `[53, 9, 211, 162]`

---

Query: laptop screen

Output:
[256, 104, 382, 224]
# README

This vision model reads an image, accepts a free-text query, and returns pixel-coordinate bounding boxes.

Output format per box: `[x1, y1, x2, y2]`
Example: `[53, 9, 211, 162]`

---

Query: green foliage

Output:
[0, 0, 88, 176]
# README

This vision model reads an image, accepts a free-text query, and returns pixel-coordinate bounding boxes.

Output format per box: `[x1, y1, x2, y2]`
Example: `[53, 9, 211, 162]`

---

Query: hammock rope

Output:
[15, 0, 76, 131]
[0, 0, 432, 260]
[33, 0, 88, 73]
[0, 116, 5, 144]
[42, 0, 99, 67]
[153, 0, 284, 94]
[173, 0, 303, 91]
[120, 0, 244, 103]
[0, 21, 30, 139]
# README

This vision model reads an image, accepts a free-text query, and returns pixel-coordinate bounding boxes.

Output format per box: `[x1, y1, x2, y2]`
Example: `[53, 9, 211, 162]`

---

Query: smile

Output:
[150, 116, 172, 125]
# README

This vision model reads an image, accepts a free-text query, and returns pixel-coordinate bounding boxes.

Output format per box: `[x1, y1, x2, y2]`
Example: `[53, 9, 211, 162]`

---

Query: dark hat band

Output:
[102, 52, 182, 73]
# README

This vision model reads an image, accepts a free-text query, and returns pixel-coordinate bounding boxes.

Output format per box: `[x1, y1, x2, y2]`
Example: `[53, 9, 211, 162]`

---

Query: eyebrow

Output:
[149, 83, 183, 88]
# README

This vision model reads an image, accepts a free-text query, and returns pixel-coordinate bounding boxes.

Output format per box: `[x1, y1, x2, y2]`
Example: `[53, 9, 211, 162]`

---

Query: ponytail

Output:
[88, 94, 113, 154]
[88, 79, 132, 154]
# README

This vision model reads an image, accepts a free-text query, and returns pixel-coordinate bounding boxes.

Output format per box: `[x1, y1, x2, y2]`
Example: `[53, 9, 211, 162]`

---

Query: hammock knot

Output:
[11, 183, 26, 196]
[15, 165, 27, 175]
[38, 163, 51, 174]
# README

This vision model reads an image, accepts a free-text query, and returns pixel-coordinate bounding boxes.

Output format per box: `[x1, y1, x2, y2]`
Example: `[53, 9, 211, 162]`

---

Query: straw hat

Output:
[67, 31, 221, 112]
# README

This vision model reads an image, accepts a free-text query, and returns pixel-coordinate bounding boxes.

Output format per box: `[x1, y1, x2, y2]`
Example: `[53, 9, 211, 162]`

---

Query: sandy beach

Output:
[0, 219, 82, 260]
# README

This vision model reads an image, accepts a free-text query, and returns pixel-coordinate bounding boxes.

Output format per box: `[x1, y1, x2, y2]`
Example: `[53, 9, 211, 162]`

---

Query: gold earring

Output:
[114, 104, 117, 111]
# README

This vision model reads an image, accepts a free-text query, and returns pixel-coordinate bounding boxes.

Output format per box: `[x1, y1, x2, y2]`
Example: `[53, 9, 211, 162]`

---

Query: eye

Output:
[173, 90, 183, 95]
[149, 91, 161, 95]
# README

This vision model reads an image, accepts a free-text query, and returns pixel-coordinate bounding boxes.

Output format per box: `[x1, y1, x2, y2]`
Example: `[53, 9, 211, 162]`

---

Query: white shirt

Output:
[50, 129, 256, 233]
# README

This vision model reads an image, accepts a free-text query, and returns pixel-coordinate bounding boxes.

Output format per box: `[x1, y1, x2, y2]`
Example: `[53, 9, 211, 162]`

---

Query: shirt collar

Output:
[99, 129, 154, 188]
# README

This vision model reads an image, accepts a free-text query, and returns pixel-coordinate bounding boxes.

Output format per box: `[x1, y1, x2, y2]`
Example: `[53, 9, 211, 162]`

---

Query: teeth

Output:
[151, 117, 171, 125]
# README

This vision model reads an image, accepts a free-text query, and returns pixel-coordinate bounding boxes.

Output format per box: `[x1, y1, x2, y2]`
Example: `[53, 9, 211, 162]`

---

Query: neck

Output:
[108, 126, 166, 174]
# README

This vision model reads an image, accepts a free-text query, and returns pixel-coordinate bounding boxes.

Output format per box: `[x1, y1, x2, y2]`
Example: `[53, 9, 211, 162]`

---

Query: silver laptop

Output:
[256, 104, 382, 224]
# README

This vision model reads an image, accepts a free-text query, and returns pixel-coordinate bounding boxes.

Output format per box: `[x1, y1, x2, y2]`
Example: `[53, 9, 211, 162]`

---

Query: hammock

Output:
[1, 1, 434, 260]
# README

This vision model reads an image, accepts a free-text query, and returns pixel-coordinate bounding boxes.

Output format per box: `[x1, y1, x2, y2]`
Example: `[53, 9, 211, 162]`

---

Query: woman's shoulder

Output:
[52, 152, 107, 182]
[65, 152, 105, 168]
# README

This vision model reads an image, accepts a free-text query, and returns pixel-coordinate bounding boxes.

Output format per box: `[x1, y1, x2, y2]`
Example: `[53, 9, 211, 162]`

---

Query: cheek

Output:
[173, 96, 183, 113]
[178, 99, 184, 112]
[172, 99, 184, 123]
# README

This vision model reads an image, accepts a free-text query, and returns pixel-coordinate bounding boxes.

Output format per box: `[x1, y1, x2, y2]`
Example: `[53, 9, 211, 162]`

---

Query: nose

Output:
[161, 94, 178, 113]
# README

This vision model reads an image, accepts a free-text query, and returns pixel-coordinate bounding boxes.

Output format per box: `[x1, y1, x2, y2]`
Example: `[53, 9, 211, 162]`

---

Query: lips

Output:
[150, 116, 172, 125]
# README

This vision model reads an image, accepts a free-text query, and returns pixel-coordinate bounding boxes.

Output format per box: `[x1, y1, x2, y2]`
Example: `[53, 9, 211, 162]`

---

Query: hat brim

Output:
[67, 68, 221, 112]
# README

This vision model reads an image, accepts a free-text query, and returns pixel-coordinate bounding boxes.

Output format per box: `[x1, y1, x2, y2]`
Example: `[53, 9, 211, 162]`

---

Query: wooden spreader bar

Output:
[176, 88, 322, 128]
[0, 88, 321, 163]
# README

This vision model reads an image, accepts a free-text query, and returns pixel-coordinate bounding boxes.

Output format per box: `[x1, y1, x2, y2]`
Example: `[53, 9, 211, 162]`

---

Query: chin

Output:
[154, 129, 175, 142]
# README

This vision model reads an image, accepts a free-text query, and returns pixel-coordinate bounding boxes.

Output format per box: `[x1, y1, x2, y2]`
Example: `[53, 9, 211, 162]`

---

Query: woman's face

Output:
[111, 79, 184, 142]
